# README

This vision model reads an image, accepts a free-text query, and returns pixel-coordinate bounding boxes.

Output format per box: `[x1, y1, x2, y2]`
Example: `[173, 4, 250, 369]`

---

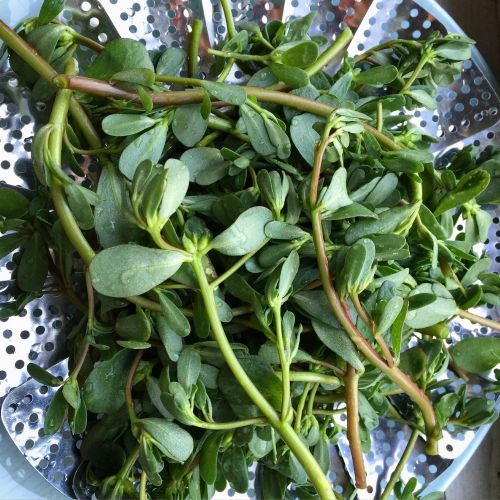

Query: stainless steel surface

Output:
[0, 0, 498, 498]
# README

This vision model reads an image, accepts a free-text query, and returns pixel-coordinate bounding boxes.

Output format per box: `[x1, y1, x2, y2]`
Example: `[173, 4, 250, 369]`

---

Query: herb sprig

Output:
[0, 1, 499, 499]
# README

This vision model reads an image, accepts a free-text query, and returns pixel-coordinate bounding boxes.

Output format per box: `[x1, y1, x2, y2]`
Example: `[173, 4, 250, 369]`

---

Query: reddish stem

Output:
[345, 365, 367, 489]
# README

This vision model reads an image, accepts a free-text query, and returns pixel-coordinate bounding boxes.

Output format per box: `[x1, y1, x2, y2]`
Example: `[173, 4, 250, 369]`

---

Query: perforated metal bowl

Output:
[0, 0, 499, 498]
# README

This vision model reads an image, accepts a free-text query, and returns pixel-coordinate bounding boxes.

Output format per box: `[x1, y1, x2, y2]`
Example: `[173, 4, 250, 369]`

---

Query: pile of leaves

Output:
[0, 1, 499, 499]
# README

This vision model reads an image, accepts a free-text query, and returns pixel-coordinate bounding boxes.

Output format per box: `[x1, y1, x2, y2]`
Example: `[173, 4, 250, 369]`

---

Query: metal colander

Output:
[0, 0, 499, 498]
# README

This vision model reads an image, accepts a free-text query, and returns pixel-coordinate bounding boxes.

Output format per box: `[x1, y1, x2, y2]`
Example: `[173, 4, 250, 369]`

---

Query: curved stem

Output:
[273, 306, 290, 421]
[209, 240, 268, 289]
[309, 125, 439, 455]
[457, 309, 500, 331]
[401, 55, 429, 92]
[345, 366, 367, 489]
[195, 416, 266, 430]
[70, 31, 104, 52]
[306, 383, 320, 417]
[352, 294, 394, 367]
[125, 350, 143, 423]
[294, 382, 311, 433]
[305, 28, 353, 76]
[354, 39, 420, 63]
[191, 256, 336, 499]
[277, 371, 340, 386]
[189, 19, 204, 77]
[139, 471, 147, 500]
[208, 47, 269, 62]
[380, 428, 419, 500]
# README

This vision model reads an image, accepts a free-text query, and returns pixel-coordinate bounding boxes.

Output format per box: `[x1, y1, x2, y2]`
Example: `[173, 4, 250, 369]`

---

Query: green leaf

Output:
[265, 221, 308, 240]
[116, 313, 151, 341]
[278, 250, 299, 299]
[180, 148, 228, 185]
[172, 104, 208, 147]
[157, 159, 190, 222]
[210, 207, 272, 256]
[177, 347, 201, 390]
[0, 233, 26, 260]
[111, 68, 155, 87]
[156, 47, 186, 76]
[85, 38, 154, 81]
[38, 0, 64, 25]
[138, 85, 153, 112]
[290, 113, 322, 166]
[391, 301, 407, 359]
[102, 114, 157, 137]
[324, 202, 377, 221]
[407, 89, 437, 110]
[320, 167, 352, 213]
[451, 338, 500, 374]
[95, 165, 144, 248]
[262, 116, 291, 160]
[345, 203, 419, 245]
[354, 65, 398, 86]
[221, 446, 249, 493]
[454, 398, 498, 429]
[141, 418, 194, 462]
[44, 387, 67, 435]
[27, 363, 63, 387]
[435, 393, 459, 429]
[65, 183, 94, 230]
[434, 169, 490, 216]
[399, 346, 427, 381]
[376, 295, 404, 334]
[269, 62, 309, 89]
[405, 283, 457, 329]
[338, 238, 376, 299]
[63, 377, 81, 410]
[156, 315, 183, 362]
[69, 399, 87, 435]
[248, 431, 273, 459]
[83, 349, 135, 414]
[17, 233, 48, 292]
[0, 187, 29, 218]
[258, 341, 313, 365]
[119, 119, 169, 179]
[240, 104, 275, 157]
[139, 435, 164, 486]
[312, 319, 364, 372]
[461, 257, 491, 288]
[200, 81, 247, 105]
[273, 40, 319, 68]
[157, 292, 190, 337]
[200, 432, 225, 484]
[434, 41, 472, 61]
[90, 245, 185, 297]
[314, 438, 330, 473]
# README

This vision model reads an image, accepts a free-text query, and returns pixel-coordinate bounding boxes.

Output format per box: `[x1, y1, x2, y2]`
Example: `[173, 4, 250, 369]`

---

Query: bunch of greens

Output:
[0, 1, 499, 499]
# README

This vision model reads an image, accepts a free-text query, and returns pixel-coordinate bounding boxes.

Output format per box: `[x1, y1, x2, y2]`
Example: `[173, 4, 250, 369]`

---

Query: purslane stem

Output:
[309, 123, 439, 455]
[457, 309, 500, 331]
[401, 54, 429, 92]
[125, 350, 143, 423]
[273, 305, 291, 420]
[354, 39, 421, 63]
[195, 416, 266, 430]
[305, 28, 353, 76]
[380, 428, 419, 500]
[189, 19, 204, 77]
[209, 239, 268, 289]
[55, 74, 401, 150]
[344, 365, 367, 489]
[191, 256, 336, 500]
[351, 294, 394, 366]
